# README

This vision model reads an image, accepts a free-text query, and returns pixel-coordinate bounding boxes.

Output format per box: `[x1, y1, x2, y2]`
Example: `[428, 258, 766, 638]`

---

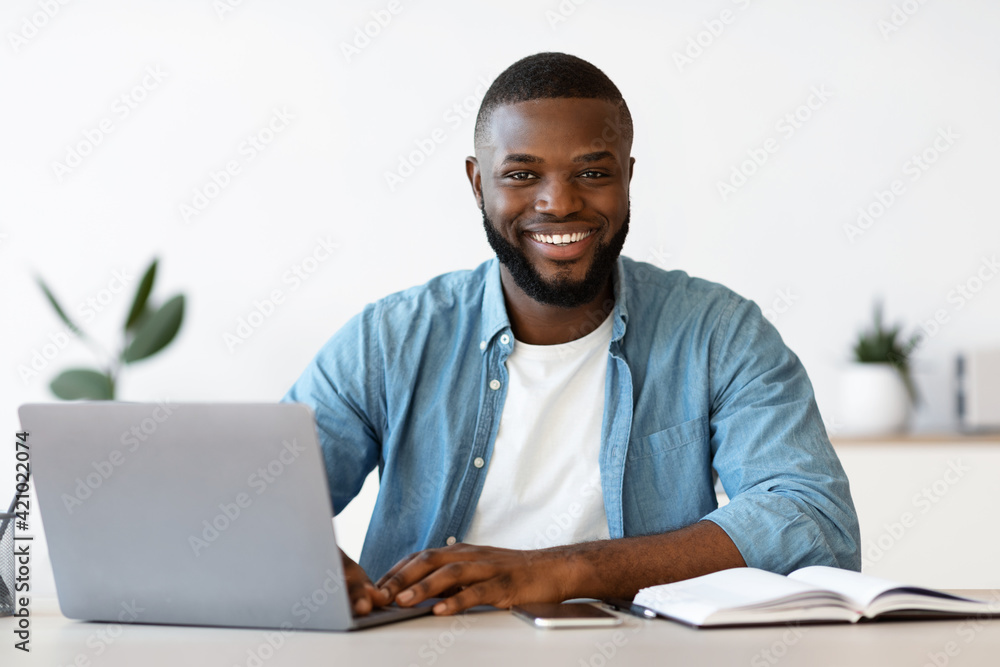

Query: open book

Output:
[632, 566, 997, 627]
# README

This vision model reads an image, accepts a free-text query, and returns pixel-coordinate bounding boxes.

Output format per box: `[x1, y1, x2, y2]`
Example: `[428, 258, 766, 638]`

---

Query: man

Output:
[282, 52, 860, 617]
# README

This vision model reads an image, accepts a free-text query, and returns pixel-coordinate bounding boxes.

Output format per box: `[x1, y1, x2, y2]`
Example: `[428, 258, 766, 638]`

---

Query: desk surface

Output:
[5, 595, 1000, 666]
[832, 433, 1000, 444]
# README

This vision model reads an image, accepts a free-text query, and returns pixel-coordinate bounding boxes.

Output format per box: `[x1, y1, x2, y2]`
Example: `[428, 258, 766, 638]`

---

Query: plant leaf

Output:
[36, 276, 82, 336]
[122, 294, 185, 363]
[129, 307, 151, 335]
[125, 259, 158, 331]
[50, 369, 114, 400]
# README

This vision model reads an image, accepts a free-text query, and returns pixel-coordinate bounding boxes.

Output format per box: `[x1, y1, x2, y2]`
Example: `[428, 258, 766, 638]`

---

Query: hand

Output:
[374, 543, 576, 615]
[341, 549, 388, 616]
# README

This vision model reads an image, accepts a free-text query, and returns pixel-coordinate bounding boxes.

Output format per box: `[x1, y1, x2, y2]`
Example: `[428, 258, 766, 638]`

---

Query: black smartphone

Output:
[511, 602, 623, 629]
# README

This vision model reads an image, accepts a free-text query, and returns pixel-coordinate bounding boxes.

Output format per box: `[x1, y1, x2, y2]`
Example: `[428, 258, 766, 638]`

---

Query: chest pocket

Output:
[622, 415, 716, 534]
[630, 416, 709, 460]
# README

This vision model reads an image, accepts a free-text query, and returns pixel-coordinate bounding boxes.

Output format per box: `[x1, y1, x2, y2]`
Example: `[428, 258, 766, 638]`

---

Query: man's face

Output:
[468, 98, 634, 308]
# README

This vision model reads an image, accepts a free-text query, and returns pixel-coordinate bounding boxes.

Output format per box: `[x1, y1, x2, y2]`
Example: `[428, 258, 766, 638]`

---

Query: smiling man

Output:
[282, 52, 860, 617]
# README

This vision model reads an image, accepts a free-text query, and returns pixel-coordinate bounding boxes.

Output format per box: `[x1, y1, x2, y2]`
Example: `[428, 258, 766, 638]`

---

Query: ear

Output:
[466, 156, 483, 209]
[628, 156, 635, 184]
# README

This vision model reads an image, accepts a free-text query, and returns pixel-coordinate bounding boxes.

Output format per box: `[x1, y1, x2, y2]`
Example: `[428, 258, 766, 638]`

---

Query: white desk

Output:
[5, 595, 1000, 666]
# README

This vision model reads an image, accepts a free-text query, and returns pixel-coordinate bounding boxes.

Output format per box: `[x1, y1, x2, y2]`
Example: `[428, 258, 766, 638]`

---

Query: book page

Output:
[789, 566, 994, 617]
[634, 568, 842, 626]
[788, 566, 978, 609]
[788, 566, 904, 608]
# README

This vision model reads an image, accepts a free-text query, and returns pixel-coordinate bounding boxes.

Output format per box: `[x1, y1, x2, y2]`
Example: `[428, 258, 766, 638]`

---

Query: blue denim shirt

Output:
[282, 256, 861, 580]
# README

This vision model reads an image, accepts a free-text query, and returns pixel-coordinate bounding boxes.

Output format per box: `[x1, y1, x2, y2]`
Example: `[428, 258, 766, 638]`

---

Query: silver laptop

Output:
[18, 401, 432, 631]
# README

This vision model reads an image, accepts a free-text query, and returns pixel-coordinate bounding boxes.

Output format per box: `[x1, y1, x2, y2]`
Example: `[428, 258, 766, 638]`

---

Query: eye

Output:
[507, 171, 537, 181]
[580, 170, 609, 178]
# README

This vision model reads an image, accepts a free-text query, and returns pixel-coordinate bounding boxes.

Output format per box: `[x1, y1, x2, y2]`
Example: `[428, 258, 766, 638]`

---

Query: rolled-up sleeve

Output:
[701, 294, 861, 573]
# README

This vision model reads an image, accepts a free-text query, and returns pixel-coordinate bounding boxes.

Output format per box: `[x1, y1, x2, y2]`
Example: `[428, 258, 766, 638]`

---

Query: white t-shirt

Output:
[463, 313, 613, 550]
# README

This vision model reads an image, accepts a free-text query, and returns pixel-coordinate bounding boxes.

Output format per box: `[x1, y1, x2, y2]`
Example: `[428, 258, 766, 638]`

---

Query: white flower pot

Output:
[839, 363, 911, 436]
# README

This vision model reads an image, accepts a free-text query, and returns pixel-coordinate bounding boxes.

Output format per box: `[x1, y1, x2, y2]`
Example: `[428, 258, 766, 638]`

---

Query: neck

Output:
[499, 266, 615, 345]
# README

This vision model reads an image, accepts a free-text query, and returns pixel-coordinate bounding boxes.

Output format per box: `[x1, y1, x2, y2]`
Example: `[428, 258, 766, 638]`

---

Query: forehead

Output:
[481, 98, 626, 161]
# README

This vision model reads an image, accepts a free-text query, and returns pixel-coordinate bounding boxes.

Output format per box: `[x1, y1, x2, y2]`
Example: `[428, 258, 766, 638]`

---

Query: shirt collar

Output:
[480, 255, 631, 344]
[610, 255, 629, 343]
[481, 258, 511, 343]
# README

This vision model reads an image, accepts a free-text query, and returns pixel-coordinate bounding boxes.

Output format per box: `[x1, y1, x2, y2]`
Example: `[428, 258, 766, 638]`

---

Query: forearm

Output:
[376, 520, 746, 614]
[557, 520, 746, 600]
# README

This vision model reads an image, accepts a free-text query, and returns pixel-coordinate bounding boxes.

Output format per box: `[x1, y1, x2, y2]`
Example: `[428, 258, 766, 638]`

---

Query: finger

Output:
[394, 560, 494, 607]
[378, 550, 456, 601]
[377, 545, 498, 601]
[348, 586, 370, 615]
[347, 578, 381, 615]
[361, 577, 392, 607]
[374, 551, 422, 591]
[341, 555, 384, 615]
[431, 578, 509, 616]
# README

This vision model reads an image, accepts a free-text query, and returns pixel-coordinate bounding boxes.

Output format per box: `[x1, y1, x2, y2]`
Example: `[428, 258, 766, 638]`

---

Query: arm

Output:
[376, 520, 744, 615]
[702, 295, 860, 573]
[281, 309, 383, 516]
[282, 308, 388, 614]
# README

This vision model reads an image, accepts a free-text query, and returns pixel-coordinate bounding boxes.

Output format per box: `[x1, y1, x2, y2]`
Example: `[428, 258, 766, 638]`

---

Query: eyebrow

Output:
[572, 150, 616, 164]
[500, 153, 542, 166]
[499, 150, 616, 166]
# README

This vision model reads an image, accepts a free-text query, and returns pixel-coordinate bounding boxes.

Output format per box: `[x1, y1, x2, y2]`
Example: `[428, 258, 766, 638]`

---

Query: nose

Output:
[533, 174, 583, 218]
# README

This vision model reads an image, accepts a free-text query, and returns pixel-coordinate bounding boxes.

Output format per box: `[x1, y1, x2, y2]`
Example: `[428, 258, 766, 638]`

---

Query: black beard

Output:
[481, 205, 629, 309]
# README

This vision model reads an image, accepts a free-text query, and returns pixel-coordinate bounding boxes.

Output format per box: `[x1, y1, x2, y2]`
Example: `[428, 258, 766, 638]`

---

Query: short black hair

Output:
[474, 52, 633, 150]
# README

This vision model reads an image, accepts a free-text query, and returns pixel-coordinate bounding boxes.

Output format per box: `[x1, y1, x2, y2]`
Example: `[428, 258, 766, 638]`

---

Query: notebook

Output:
[633, 566, 998, 627]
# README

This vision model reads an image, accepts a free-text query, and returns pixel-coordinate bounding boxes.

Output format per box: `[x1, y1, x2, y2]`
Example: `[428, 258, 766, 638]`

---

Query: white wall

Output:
[3, 0, 999, 595]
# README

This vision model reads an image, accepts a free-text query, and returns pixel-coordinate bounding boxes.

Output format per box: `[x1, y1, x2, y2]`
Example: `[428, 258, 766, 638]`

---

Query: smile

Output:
[528, 230, 594, 246]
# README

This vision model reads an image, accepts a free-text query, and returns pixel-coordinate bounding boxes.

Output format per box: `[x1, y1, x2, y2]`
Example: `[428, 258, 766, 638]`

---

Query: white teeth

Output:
[530, 230, 592, 245]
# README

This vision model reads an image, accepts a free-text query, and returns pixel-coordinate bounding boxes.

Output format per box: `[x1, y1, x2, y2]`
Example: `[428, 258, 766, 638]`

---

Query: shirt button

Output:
[479, 340, 487, 351]
[473, 456, 485, 468]
[500, 334, 510, 345]
[489, 379, 501, 390]
[445, 536, 457, 546]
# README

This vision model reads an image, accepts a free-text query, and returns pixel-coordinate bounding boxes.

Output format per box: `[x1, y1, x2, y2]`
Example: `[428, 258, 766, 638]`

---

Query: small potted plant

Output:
[839, 301, 920, 435]
[36, 258, 185, 399]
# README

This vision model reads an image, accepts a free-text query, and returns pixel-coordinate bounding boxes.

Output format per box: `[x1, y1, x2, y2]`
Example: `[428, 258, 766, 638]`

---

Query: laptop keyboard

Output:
[356, 604, 414, 620]
[362, 606, 394, 617]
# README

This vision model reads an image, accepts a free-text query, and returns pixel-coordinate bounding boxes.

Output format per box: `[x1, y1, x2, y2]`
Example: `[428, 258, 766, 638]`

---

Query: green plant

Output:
[852, 300, 920, 405]
[36, 258, 185, 400]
